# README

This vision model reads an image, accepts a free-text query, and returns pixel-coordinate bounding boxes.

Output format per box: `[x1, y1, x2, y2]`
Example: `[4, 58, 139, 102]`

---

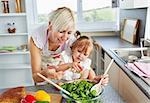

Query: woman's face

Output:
[49, 27, 73, 45]
[72, 47, 92, 63]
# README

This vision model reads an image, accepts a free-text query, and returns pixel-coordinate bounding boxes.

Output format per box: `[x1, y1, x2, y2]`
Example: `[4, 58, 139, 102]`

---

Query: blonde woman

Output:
[30, 7, 109, 85]
[30, 7, 77, 83]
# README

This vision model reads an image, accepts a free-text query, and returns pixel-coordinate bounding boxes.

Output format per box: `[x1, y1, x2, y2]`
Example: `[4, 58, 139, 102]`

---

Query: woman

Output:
[30, 7, 109, 85]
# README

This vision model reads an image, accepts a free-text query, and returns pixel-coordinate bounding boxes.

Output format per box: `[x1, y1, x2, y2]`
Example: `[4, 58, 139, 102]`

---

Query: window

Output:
[35, 0, 77, 23]
[34, 0, 119, 32]
[145, 7, 150, 40]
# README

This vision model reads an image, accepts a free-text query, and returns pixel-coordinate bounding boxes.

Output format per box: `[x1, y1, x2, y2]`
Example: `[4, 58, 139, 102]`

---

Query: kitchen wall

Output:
[120, 8, 147, 45]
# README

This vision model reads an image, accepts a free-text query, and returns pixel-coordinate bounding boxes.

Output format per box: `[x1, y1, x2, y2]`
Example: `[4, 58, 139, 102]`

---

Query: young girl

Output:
[56, 36, 98, 81]
[44, 35, 109, 85]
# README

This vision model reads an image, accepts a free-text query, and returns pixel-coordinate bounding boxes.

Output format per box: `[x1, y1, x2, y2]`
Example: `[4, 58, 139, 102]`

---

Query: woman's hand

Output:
[47, 65, 59, 70]
[94, 74, 109, 86]
[44, 65, 64, 80]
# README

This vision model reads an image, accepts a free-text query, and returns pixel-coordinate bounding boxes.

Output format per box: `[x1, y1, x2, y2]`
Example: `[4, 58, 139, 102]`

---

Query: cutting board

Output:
[121, 19, 140, 44]
[27, 91, 62, 103]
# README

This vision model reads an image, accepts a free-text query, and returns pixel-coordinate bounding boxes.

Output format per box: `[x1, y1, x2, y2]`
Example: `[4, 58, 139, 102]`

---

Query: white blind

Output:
[145, 7, 150, 40]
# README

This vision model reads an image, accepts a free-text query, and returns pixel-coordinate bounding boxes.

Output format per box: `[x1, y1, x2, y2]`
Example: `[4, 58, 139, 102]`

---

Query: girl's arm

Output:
[80, 69, 90, 79]
[88, 68, 96, 80]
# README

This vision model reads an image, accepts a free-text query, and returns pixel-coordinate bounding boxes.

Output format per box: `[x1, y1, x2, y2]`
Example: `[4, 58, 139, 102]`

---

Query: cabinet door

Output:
[119, 70, 150, 103]
[104, 53, 120, 91]
[0, 69, 33, 89]
[120, 0, 134, 9]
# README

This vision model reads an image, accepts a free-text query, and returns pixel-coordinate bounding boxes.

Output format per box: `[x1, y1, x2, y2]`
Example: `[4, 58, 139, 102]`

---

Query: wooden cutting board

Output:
[121, 19, 139, 44]
[27, 91, 62, 103]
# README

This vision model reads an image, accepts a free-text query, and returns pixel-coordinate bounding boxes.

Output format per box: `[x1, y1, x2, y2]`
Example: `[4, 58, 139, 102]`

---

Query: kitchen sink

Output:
[110, 47, 150, 63]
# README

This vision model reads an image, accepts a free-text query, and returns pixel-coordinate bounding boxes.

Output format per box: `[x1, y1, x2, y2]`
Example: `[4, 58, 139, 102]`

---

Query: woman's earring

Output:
[48, 22, 52, 31]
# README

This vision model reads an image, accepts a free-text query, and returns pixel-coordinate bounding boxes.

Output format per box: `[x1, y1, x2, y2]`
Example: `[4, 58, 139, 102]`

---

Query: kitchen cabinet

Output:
[119, 69, 150, 103]
[104, 53, 150, 103]
[120, 0, 149, 9]
[0, 0, 33, 88]
[104, 53, 119, 91]
[90, 44, 104, 75]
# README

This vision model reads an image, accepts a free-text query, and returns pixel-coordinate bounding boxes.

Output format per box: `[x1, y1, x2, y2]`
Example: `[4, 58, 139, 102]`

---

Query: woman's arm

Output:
[30, 37, 49, 83]
[56, 62, 81, 72]
[56, 63, 72, 71]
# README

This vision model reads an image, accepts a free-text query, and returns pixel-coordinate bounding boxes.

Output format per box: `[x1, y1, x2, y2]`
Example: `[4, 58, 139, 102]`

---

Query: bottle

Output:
[16, 0, 22, 13]
[1, 0, 9, 13]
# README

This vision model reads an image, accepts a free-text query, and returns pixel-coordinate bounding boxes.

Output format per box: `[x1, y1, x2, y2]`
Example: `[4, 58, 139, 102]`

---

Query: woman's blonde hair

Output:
[48, 7, 76, 33]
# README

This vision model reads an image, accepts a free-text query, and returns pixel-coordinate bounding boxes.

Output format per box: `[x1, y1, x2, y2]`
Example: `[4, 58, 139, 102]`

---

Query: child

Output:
[56, 36, 98, 81]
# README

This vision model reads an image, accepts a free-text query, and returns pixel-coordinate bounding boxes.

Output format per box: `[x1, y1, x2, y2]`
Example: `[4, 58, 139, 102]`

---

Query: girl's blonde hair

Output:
[71, 36, 100, 54]
[48, 7, 76, 33]
[71, 36, 91, 53]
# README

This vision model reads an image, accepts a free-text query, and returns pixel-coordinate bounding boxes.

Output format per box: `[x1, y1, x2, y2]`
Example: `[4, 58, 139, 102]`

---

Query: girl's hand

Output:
[94, 74, 109, 86]
[72, 62, 83, 72]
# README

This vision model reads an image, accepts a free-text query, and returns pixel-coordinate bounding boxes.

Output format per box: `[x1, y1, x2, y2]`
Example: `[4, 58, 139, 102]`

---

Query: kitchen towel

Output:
[125, 62, 150, 78]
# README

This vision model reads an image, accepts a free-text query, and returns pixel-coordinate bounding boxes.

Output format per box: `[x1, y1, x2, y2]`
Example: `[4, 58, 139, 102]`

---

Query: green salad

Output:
[61, 80, 102, 103]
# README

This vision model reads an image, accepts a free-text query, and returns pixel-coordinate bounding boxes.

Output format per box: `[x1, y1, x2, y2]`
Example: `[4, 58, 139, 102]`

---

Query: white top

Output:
[61, 50, 92, 80]
[30, 23, 77, 69]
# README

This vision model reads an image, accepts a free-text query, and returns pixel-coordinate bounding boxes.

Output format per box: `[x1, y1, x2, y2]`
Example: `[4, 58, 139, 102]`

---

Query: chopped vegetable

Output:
[24, 95, 36, 103]
[61, 80, 100, 102]
[35, 90, 51, 102]
[35, 101, 49, 103]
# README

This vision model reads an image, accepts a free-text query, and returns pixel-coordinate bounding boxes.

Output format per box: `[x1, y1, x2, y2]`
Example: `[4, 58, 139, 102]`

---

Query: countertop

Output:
[26, 84, 125, 103]
[0, 83, 125, 103]
[93, 36, 150, 99]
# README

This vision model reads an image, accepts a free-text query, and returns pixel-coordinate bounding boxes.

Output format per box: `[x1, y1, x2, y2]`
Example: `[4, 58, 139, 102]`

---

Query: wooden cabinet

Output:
[119, 70, 150, 103]
[120, 0, 149, 9]
[104, 53, 120, 91]
[0, 0, 33, 88]
[104, 53, 150, 103]
[90, 44, 103, 75]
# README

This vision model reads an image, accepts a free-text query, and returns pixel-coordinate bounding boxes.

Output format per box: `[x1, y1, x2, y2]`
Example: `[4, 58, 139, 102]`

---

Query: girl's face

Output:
[72, 47, 92, 63]
[49, 27, 73, 45]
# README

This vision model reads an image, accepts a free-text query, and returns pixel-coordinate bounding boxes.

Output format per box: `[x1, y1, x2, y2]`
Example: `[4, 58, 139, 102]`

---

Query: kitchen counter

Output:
[93, 36, 150, 99]
[0, 83, 125, 103]
[26, 84, 125, 103]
